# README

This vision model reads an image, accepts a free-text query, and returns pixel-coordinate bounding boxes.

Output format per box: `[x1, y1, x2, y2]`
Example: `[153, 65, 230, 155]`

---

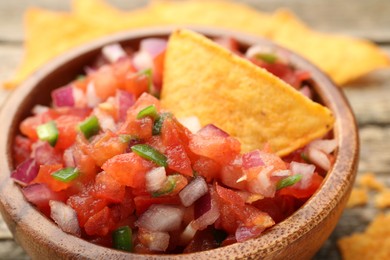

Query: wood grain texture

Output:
[0, 0, 389, 259]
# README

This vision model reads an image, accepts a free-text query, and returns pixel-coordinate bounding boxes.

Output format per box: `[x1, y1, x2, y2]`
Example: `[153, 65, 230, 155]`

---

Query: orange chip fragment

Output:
[338, 214, 390, 260]
[346, 187, 368, 208]
[358, 172, 385, 192]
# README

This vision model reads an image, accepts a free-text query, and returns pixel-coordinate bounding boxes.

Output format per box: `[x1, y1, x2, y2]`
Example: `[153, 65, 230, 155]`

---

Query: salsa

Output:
[11, 36, 336, 254]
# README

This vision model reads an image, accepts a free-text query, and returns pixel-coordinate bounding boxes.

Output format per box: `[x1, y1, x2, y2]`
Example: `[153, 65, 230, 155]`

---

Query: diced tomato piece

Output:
[253, 195, 302, 223]
[123, 72, 149, 98]
[215, 183, 245, 206]
[13, 135, 32, 166]
[278, 172, 324, 199]
[31, 164, 72, 192]
[161, 118, 192, 176]
[54, 115, 84, 150]
[90, 66, 118, 100]
[87, 131, 128, 166]
[111, 188, 136, 226]
[84, 206, 115, 236]
[220, 162, 246, 190]
[102, 153, 154, 188]
[133, 195, 181, 216]
[67, 190, 108, 227]
[72, 138, 98, 183]
[118, 93, 160, 139]
[93, 171, 125, 203]
[192, 157, 221, 182]
[189, 125, 240, 165]
[152, 50, 165, 92]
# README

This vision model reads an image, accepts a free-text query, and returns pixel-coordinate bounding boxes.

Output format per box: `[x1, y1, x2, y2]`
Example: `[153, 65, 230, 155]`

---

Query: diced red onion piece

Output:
[179, 177, 208, 207]
[11, 158, 39, 186]
[178, 116, 201, 133]
[32, 141, 63, 165]
[197, 124, 229, 137]
[191, 190, 220, 230]
[194, 192, 211, 219]
[63, 147, 76, 168]
[145, 167, 167, 192]
[307, 147, 331, 171]
[242, 150, 265, 169]
[309, 139, 337, 154]
[84, 66, 96, 75]
[140, 38, 167, 58]
[116, 90, 136, 122]
[32, 105, 49, 115]
[22, 183, 60, 208]
[49, 200, 81, 237]
[102, 43, 127, 63]
[86, 82, 102, 108]
[51, 85, 75, 107]
[289, 161, 316, 189]
[133, 51, 153, 71]
[136, 205, 184, 232]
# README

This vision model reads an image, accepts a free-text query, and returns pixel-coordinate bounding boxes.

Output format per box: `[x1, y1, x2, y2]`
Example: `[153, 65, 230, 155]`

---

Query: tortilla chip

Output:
[71, 0, 157, 32]
[358, 172, 385, 192]
[148, 0, 275, 37]
[338, 214, 390, 260]
[161, 29, 334, 155]
[3, 8, 105, 89]
[269, 9, 390, 85]
[4, 0, 389, 88]
[346, 187, 368, 208]
[375, 189, 390, 208]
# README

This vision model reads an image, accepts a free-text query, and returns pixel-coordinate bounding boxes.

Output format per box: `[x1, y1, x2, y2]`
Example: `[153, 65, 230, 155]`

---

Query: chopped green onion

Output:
[152, 112, 172, 135]
[131, 144, 168, 167]
[152, 175, 177, 197]
[79, 115, 100, 139]
[137, 105, 159, 120]
[36, 121, 58, 147]
[51, 167, 79, 182]
[119, 134, 139, 143]
[112, 226, 133, 252]
[256, 53, 277, 64]
[76, 75, 85, 81]
[276, 174, 303, 190]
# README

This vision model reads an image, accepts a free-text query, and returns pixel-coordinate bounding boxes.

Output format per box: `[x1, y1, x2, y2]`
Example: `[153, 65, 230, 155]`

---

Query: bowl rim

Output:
[0, 26, 359, 259]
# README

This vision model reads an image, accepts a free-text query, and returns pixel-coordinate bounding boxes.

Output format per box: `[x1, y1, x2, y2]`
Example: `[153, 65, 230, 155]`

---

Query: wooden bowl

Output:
[0, 27, 359, 259]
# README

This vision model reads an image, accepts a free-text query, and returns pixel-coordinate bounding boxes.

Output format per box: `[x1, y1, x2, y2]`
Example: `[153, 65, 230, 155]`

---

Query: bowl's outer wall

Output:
[0, 27, 359, 260]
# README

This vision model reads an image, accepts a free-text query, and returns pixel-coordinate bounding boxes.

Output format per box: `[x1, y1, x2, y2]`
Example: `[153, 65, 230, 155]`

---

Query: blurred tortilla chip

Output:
[375, 189, 390, 208]
[147, 0, 275, 37]
[346, 187, 368, 208]
[338, 214, 390, 260]
[269, 9, 390, 85]
[3, 8, 105, 89]
[71, 0, 156, 32]
[161, 29, 334, 155]
[4, 0, 389, 88]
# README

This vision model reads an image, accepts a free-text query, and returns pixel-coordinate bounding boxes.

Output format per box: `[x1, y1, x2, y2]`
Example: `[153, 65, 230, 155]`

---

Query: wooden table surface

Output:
[0, 0, 389, 259]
